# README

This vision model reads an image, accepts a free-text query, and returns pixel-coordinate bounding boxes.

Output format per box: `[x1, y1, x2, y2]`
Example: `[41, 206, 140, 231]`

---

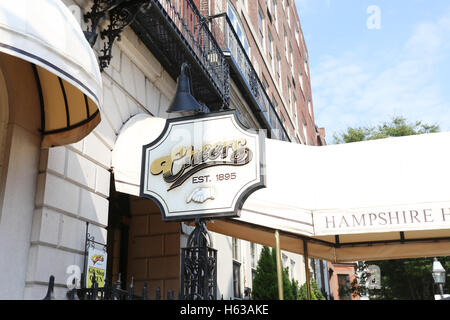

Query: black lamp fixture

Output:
[167, 62, 210, 115]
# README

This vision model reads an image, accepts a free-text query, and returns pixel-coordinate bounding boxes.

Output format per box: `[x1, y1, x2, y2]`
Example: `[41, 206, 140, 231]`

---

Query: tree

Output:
[297, 277, 326, 300]
[356, 258, 450, 300]
[334, 116, 448, 300]
[251, 246, 294, 300]
[333, 116, 439, 144]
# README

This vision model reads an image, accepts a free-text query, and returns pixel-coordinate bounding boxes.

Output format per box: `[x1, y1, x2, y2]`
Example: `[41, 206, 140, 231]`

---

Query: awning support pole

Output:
[303, 239, 311, 300]
[275, 230, 283, 300]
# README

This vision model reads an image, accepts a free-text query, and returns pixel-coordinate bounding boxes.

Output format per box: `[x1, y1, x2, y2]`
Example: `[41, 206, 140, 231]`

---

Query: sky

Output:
[295, 0, 450, 144]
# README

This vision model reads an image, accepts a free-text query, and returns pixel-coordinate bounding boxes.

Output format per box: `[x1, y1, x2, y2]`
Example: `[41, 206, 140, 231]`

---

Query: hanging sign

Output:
[86, 247, 107, 288]
[140, 111, 266, 221]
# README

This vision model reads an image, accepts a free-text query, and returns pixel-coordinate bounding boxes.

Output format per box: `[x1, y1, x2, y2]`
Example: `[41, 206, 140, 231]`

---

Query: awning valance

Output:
[0, 0, 102, 147]
[112, 114, 450, 262]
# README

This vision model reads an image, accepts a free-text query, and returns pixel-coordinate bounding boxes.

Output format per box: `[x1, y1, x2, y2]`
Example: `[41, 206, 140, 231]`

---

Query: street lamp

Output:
[432, 257, 446, 297]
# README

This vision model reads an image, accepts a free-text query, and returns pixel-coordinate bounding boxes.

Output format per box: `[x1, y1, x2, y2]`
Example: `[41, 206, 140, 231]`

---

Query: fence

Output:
[42, 274, 179, 300]
[42, 274, 250, 300]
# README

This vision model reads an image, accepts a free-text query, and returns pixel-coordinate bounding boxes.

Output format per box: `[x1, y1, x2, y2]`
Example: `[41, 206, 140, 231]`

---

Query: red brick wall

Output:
[189, 0, 325, 145]
[216, 0, 323, 145]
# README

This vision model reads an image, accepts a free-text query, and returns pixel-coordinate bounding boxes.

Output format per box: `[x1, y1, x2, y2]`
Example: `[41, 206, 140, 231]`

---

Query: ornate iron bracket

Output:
[83, 0, 151, 72]
[181, 219, 217, 300]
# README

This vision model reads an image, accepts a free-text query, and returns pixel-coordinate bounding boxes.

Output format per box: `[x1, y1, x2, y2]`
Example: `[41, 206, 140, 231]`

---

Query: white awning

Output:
[113, 114, 450, 262]
[0, 0, 102, 147]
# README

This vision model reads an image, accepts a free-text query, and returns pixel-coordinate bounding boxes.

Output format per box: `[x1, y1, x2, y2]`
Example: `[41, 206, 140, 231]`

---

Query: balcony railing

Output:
[208, 13, 290, 142]
[86, 0, 289, 137]
[132, 0, 230, 110]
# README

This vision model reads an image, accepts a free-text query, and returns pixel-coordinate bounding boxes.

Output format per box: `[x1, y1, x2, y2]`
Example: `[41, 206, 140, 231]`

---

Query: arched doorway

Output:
[107, 114, 182, 299]
[106, 180, 181, 299]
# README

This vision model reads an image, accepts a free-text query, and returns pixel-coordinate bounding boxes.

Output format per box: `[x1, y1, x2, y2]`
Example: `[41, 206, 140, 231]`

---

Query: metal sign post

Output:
[181, 219, 217, 300]
[83, 222, 108, 290]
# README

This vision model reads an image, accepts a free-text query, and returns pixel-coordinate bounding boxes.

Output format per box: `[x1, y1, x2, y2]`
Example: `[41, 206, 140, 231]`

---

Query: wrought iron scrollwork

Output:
[83, 0, 151, 71]
[181, 219, 217, 300]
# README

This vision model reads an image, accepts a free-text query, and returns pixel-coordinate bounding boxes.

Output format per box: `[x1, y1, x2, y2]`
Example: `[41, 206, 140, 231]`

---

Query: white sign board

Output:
[140, 111, 266, 221]
[313, 202, 450, 236]
[86, 247, 107, 288]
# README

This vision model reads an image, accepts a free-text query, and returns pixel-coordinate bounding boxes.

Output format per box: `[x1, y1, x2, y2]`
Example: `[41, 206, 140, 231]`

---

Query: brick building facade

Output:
[218, 0, 325, 145]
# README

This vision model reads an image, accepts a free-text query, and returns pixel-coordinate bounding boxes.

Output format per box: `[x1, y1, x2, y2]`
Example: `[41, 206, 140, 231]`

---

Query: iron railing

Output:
[208, 13, 290, 142]
[154, 0, 230, 108]
[133, 0, 230, 110]
[43, 274, 179, 300]
[42, 273, 244, 300]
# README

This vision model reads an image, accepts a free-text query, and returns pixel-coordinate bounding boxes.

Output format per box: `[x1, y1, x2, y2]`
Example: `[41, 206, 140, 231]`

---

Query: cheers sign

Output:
[140, 111, 265, 221]
[150, 139, 253, 191]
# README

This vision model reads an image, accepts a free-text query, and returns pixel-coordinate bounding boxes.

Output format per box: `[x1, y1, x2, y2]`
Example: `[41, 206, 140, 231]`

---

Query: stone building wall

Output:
[18, 0, 265, 299]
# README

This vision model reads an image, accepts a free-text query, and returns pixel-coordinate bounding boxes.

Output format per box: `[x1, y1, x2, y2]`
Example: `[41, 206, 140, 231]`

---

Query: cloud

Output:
[312, 9, 450, 143]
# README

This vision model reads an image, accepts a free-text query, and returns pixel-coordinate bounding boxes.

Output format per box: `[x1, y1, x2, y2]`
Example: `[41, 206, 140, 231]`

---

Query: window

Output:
[258, 6, 265, 50]
[308, 99, 313, 117]
[299, 70, 304, 93]
[272, 0, 278, 32]
[287, 77, 292, 114]
[338, 274, 351, 300]
[293, 96, 298, 130]
[276, 51, 281, 85]
[233, 261, 241, 298]
[268, 30, 273, 62]
[241, 0, 247, 12]
[287, 5, 291, 27]
[289, 44, 294, 74]
[282, 253, 288, 268]
[303, 47, 309, 76]
[271, 94, 278, 110]
[290, 260, 295, 279]
[280, 112, 286, 126]
[302, 115, 308, 145]
[228, 2, 250, 56]
[284, 28, 288, 62]
[262, 76, 269, 91]
[295, 23, 300, 46]
[232, 237, 241, 298]
[251, 243, 257, 284]
[250, 242, 257, 269]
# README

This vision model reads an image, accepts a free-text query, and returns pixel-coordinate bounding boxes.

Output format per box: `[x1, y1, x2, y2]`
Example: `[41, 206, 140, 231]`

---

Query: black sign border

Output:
[139, 110, 267, 222]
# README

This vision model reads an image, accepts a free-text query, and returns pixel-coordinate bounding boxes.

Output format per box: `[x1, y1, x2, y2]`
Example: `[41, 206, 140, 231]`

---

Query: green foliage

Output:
[297, 277, 326, 300]
[251, 246, 277, 300]
[357, 258, 450, 300]
[333, 116, 439, 144]
[251, 246, 294, 300]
